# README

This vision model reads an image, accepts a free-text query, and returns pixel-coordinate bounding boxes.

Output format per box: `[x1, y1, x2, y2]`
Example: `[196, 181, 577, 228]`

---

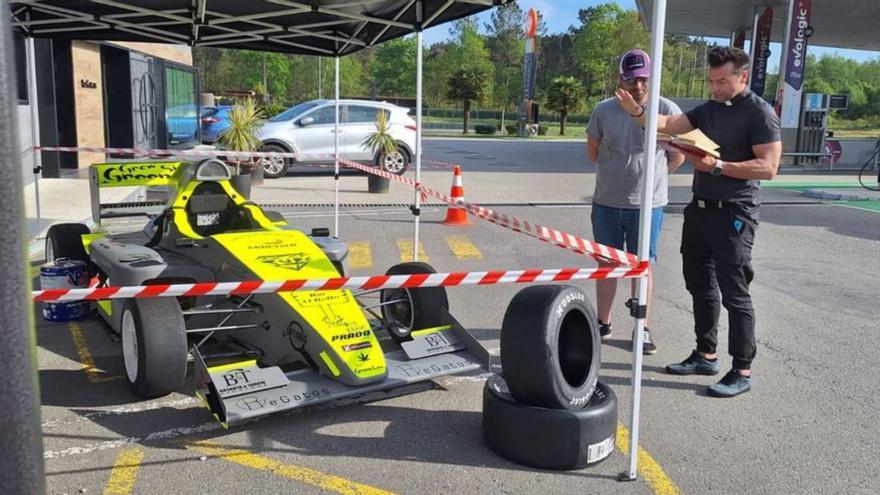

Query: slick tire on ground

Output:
[121, 298, 187, 398]
[45, 223, 90, 264]
[500, 285, 601, 410]
[380, 262, 449, 343]
[482, 373, 617, 471]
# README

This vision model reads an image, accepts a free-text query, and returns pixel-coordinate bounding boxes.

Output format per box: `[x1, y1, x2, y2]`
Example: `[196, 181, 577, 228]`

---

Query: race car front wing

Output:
[193, 309, 490, 426]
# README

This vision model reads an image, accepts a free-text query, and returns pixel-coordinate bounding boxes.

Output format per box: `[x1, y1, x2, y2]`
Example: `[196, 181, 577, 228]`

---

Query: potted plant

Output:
[218, 98, 264, 198]
[360, 110, 396, 194]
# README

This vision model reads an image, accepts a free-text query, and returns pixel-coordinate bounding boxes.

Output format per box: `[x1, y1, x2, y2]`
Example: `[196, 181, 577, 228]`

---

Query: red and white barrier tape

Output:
[33, 265, 647, 302]
[338, 158, 640, 268]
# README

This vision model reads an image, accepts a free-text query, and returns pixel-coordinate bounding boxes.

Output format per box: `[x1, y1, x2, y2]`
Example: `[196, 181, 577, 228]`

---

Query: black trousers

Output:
[680, 201, 758, 370]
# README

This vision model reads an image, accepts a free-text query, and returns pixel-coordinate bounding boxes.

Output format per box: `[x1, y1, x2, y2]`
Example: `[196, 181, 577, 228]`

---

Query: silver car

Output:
[257, 99, 417, 179]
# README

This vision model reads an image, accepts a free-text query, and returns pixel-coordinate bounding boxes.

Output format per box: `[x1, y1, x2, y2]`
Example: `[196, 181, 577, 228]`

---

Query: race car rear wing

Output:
[89, 161, 185, 224]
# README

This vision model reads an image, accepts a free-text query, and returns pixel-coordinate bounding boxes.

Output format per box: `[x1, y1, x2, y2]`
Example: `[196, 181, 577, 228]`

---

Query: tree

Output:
[369, 37, 418, 96]
[546, 76, 586, 135]
[448, 66, 490, 134]
[485, 2, 525, 122]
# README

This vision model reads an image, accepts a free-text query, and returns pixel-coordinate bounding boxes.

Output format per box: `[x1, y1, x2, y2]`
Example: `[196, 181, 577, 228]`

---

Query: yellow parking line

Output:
[188, 441, 395, 495]
[395, 239, 428, 263]
[348, 241, 373, 270]
[103, 447, 144, 495]
[616, 422, 681, 495]
[445, 235, 482, 260]
[68, 322, 125, 383]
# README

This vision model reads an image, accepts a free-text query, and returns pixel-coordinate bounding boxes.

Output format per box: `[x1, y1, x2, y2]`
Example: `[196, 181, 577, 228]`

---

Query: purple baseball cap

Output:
[620, 49, 651, 80]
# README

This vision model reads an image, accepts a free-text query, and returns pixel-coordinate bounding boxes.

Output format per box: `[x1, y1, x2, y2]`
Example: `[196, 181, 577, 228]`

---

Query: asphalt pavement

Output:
[32, 138, 880, 494]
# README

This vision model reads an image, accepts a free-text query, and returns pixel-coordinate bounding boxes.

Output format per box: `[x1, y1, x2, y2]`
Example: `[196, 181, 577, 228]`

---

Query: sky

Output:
[421, 0, 880, 71]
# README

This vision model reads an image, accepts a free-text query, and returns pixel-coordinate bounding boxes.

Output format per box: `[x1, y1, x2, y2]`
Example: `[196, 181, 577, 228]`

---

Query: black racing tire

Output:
[260, 144, 291, 179]
[121, 298, 187, 398]
[482, 374, 617, 471]
[45, 223, 90, 264]
[500, 285, 601, 410]
[380, 262, 448, 342]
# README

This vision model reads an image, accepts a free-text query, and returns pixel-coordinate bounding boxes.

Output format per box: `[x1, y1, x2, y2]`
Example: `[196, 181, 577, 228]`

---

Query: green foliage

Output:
[448, 66, 490, 133]
[370, 37, 418, 96]
[546, 76, 586, 135]
[218, 98, 263, 174]
[360, 110, 398, 157]
[505, 124, 518, 135]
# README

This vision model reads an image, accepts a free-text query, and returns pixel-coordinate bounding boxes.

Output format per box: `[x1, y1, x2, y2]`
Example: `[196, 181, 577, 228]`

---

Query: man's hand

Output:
[681, 150, 717, 173]
[615, 88, 642, 116]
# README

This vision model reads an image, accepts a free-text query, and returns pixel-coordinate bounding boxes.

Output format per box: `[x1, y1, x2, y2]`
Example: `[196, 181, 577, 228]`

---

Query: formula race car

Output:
[45, 158, 488, 426]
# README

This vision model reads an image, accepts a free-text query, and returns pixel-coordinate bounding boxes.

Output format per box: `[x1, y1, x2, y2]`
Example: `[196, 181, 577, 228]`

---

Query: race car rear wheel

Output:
[260, 144, 290, 179]
[45, 223, 90, 264]
[500, 285, 601, 410]
[380, 262, 448, 343]
[121, 298, 187, 398]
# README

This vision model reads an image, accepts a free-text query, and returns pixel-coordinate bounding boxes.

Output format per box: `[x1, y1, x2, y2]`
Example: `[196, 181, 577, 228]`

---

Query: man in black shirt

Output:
[616, 46, 781, 397]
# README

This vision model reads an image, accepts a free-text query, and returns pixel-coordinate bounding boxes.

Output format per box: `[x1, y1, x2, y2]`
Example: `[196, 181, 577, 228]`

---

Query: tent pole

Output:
[334, 56, 340, 238]
[0, 2, 47, 492]
[620, 0, 667, 483]
[412, 29, 423, 262]
[25, 16, 41, 235]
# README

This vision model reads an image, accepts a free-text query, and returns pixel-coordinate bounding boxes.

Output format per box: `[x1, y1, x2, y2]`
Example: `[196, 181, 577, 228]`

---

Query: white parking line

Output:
[41, 397, 198, 429]
[43, 422, 222, 460]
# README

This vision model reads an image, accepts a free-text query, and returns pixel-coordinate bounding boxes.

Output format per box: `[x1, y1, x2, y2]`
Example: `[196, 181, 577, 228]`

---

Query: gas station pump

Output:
[796, 92, 830, 165]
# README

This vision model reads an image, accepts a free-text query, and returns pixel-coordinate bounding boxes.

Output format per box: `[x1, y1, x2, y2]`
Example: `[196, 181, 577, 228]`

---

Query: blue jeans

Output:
[591, 203, 664, 262]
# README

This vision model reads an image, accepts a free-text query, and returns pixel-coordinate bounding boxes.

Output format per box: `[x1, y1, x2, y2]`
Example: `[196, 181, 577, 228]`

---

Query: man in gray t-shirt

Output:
[586, 49, 684, 355]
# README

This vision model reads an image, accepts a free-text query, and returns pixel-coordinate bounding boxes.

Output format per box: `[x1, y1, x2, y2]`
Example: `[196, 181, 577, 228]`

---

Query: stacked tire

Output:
[483, 285, 617, 470]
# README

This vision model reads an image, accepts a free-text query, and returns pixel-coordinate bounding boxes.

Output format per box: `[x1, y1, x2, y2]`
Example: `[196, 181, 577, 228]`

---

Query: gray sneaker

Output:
[665, 350, 721, 376]
[632, 328, 657, 355]
[708, 370, 752, 397]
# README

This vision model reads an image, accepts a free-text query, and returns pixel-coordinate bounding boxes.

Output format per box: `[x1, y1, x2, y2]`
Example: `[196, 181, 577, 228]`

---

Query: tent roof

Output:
[635, 0, 880, 52]
[10, 0, 511, 56]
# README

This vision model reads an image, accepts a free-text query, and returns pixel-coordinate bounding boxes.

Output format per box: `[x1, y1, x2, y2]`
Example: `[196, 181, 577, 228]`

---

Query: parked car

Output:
[167, 103, 200, 144]
[200, 105, 233, 144]
[256, 99, 417, 179]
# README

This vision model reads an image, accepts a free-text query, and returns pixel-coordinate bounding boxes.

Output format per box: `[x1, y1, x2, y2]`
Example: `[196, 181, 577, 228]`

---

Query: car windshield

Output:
[269, 101, 322, 122]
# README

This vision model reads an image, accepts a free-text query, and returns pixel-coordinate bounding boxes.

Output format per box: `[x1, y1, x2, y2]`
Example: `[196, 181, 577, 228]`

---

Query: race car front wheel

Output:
[121, 298, 187, 398]
[380, 262, 448, 343]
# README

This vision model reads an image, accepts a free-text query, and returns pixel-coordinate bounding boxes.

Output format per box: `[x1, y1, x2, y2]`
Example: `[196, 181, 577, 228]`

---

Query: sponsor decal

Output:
[356, 352, 370, 363]
[395, 359, 471, 378]
[331, 330, 372, 342]
[750, 7, 773, 96]
[342, 342, 372, 352]
[96, 162, 182, 187]
[256, 253, 311, 271]
[555, 291, 585, 318]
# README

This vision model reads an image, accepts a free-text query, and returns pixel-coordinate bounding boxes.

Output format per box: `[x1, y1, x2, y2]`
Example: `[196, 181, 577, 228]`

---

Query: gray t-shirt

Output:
[586, 96, 682, 208]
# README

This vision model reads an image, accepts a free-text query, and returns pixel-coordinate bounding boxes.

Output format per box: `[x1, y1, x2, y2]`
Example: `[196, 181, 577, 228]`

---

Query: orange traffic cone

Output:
[443, 166, 471, 226]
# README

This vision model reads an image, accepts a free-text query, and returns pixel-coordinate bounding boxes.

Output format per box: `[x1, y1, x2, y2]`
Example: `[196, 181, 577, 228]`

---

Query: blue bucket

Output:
[40, 258, 91, 322]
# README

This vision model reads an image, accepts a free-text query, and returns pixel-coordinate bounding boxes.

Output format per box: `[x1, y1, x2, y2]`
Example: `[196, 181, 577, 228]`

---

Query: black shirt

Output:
[684, 90, 781, 209]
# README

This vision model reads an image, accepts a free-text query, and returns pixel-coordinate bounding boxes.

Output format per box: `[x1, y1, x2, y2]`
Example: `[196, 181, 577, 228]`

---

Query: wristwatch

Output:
[711, 158, 724, 176]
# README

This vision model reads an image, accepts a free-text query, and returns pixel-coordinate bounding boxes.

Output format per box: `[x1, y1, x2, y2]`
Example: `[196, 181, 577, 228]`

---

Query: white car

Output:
[256, 99, 417, 179]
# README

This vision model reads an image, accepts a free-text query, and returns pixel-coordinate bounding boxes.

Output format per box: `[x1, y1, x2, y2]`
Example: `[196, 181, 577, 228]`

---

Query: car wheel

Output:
[260, 144, 290, 179]
[121, 298, 187, 398]
[380, 262, 448, 343]
[379, 149, 409, 175]
[483, 374, 617, 470]
[500, 285, 602, 410]
[45, 223, 90, 264]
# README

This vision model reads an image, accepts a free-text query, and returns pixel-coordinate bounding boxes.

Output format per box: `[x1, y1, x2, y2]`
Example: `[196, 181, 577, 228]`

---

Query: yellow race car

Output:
[44, 158, 487, 426]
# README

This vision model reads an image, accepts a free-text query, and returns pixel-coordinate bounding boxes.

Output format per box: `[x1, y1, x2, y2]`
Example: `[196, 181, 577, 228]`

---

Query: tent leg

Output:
[25, 33, 41, 235]
[412, 30, 423, 262]
[333, 57, 340, 238]
[0, 3, 47, 492]
[619, 0, 667, 482]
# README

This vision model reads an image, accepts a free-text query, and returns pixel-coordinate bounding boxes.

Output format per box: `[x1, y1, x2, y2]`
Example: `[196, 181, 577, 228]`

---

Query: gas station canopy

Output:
[10, 0, 510, 56]
[635, 0, 880, 52]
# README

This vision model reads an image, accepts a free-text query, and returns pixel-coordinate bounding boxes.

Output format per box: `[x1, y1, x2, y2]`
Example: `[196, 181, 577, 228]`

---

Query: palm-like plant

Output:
[546, 76, 586, 136]
[360, 110, 398, 161]
[218, 98, 264, 174]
